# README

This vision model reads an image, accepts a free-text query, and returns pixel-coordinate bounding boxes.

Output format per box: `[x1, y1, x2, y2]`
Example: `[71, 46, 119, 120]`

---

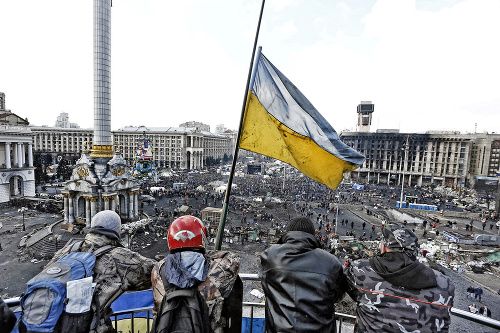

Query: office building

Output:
[342, 102, 500, 188]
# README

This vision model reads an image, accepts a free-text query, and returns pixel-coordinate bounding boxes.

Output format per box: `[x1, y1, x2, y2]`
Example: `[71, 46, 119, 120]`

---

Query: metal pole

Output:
[400, 135, 409, 207]
[335, 185, 341, 233]
[215, 0, 266, 250]
[335, 200, 338, 234]
[282, 166, 286, 192]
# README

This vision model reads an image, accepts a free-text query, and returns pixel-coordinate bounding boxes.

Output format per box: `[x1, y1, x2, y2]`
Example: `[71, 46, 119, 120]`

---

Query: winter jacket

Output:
[48, 233, 156, 333]
[345, 252, 455, 333]
[152, 251, 240, 333]
[479, 306, 491, 317]
[0, 297, 16, 333]
[260, 231, 346, 333]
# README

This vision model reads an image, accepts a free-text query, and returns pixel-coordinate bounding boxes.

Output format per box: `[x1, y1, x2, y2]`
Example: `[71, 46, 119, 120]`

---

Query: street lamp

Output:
[335, 182, 344, 234]
[399, 135, 410, 208]
[18, 207, 28, 231]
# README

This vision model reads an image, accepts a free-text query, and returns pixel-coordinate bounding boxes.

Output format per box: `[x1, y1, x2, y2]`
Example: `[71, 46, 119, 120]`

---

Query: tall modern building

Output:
[55, 112, 79, 129]
[62, 0, 138, 226]
[179, 121, 210, 132]
[357, 101, 374, 132]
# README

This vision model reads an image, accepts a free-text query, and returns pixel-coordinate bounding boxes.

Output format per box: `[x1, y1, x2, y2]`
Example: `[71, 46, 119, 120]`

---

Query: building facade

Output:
[341, 130, 500, 188]
[0, 93, 35, 202]
[114, 126, 232, 169]
[179, 121, 210, 132]
[31, 125, 233, 170]
[342, 101, 500, 189]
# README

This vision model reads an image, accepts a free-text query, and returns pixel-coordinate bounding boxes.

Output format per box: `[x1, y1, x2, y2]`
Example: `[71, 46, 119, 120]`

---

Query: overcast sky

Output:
[1, 0, 499, 134]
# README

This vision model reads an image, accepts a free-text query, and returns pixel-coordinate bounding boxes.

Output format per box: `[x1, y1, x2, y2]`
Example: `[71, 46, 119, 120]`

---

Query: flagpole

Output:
[214, 1, 265, 250]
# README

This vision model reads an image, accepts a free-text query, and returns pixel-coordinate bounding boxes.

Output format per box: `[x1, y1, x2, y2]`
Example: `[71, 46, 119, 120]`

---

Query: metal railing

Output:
[5, 273, 500, 332]
[111, 306, 153, 333]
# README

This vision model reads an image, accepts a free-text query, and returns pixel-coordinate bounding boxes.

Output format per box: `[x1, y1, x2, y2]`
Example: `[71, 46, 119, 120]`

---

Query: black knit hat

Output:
[287, 217, 315, 235]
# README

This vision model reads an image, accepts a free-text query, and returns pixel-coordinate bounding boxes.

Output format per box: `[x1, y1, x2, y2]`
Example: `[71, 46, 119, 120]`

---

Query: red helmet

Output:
[168, 215, 208, 253]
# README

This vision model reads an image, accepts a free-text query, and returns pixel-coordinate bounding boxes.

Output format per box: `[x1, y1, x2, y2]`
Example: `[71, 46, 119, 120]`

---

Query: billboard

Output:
[247, 164, 262, 175]
[474, 176, 498, 194]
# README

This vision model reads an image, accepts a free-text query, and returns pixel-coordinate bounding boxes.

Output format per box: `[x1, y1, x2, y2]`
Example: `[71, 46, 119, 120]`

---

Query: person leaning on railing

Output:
[47, 210, 156, 333]
[0, 296, 16, 333]
[344, 224, 455, 332]
[151, 215, 240, 333]
[260, 217, 346, 333]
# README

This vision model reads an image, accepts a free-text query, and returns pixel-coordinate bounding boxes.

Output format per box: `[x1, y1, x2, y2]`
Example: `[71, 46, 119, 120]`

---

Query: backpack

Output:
[20, 241, 113, 333]
[151, 264, 211, 333]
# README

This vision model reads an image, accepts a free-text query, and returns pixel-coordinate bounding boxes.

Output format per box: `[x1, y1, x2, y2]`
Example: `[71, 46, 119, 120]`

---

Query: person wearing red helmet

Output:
[167, 214, 208, 253]
[151, 215, 240, 332]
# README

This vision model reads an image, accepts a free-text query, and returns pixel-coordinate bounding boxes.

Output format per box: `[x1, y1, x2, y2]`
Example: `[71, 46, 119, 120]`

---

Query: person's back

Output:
[345, 225, 454, 333]
[151, 215, 240, 333]
[0, 297, 16, 333]
[260, 217, 345, 333]
[47, 210, 156, 333]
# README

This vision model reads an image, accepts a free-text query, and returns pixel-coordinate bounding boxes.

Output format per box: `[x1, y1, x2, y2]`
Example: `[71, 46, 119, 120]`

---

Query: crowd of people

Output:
[2, 166, 499, 332]
[1, 210, 466, 333]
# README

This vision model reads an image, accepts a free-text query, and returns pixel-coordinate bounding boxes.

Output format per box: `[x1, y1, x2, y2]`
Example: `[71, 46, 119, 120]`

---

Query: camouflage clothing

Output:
[382, 225, 419, 257]
[345, 255, 454, 333]
[152, 251, 240, 333]
[48, 233, 156, 333]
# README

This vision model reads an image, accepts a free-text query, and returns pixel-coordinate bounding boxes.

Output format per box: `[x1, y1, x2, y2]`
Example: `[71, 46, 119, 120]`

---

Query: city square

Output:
[1, 1, 500, 333]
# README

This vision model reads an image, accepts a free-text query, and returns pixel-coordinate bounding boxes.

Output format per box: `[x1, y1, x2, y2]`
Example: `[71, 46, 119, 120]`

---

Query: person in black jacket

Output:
[479, 305, 491, 318]
[260, 217, 346, 333]
[0, 297, 16, 333]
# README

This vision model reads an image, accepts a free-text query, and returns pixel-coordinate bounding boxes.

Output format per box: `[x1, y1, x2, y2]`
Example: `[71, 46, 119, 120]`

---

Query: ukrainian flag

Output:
[239, 53, 365, 190]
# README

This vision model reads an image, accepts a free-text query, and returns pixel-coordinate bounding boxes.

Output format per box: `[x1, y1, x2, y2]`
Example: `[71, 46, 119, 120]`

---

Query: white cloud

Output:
[275, 20, 298, 39]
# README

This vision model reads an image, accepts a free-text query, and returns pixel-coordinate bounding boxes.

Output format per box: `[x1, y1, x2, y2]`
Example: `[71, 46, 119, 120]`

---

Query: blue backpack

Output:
[20, 242, 112, 333]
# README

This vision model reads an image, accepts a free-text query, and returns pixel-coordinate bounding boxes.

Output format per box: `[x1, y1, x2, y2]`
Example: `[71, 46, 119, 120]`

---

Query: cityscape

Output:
[1, 1, 500, 333]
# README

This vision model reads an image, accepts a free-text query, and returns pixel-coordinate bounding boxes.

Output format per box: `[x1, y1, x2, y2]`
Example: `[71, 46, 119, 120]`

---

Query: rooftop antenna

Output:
[475, 123, 477, 134]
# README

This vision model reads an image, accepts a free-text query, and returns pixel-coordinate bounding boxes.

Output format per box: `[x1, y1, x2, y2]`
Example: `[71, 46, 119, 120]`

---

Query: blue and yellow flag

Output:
[239, 53, 365, 190]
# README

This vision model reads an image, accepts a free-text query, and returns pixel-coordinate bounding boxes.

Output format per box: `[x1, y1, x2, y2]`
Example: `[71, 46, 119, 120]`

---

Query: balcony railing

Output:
[5, 273, 500, 333]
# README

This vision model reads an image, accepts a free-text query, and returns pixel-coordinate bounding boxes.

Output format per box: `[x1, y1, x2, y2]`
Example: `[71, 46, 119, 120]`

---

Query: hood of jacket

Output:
[260, 231, 345, 333]
[369, 252, 437, 289]
[84, 232, 122, 248]
[277, 231, 321, 250]
[164, 251, 209, 289]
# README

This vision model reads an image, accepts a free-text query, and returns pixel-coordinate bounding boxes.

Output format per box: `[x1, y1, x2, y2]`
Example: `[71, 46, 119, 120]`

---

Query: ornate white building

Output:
[0, 92, 35, 202]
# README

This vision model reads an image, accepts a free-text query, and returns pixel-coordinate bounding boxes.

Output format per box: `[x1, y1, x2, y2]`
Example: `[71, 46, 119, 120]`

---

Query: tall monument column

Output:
[63, 0, 139, 224]
[90, 0, 113, 161]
